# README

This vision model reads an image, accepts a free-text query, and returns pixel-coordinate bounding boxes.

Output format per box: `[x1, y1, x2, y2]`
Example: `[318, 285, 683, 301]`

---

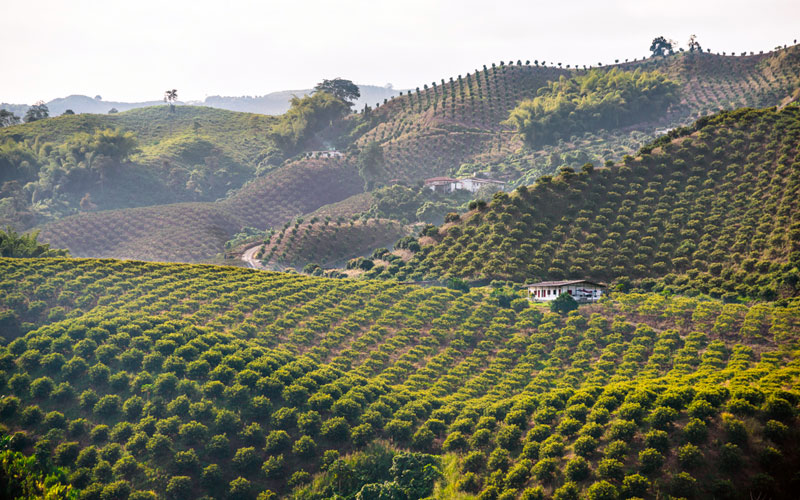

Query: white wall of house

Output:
[425, 178, 506, 194]
[528, 283, 605, 303]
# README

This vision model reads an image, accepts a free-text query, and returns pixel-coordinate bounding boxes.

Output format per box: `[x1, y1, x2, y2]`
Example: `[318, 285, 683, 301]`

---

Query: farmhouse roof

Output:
[525, 279, 606, 288]
[424, 177, 458, 183]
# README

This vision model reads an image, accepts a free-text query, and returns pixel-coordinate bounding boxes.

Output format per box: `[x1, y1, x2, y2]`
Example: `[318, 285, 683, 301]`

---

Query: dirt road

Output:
[241, 244, 267, 269]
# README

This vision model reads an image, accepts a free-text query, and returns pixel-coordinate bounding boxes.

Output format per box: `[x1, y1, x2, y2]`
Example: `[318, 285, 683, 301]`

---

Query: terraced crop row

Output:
[383, 106, 800, 301]
[37, 158, 364, 263]
[0, 257, 798, 498]
[254, 218, 409, 271]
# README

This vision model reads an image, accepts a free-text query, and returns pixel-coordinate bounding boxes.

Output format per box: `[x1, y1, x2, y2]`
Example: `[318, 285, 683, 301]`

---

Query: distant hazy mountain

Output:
[202, 84, 403, 115]
[0, 84, 403, 118]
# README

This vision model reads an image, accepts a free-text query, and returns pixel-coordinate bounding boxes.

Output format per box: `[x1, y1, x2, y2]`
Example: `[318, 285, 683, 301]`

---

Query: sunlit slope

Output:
[357, 46, 800, 184]
[0, 257, 798, 498]
[0, 105, 276, 169]
[379, 106, 800, 300]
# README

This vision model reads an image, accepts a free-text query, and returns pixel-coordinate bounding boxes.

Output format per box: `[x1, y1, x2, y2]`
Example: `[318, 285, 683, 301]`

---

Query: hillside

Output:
[0, 106, 278, 229]
[357, 47, 800, 187]
[0, 256, 798, 499]
[249, 218, 410, 271]
[36, 157, 363, 263]
[5, 45, 800, 265]
[203, 84, 403, 115]
[364, 105, 800, 301]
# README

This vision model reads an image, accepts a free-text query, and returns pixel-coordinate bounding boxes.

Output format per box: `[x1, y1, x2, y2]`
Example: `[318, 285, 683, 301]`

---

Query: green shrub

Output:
[564, 456, 590, 481]
[638, 448, 664, 474]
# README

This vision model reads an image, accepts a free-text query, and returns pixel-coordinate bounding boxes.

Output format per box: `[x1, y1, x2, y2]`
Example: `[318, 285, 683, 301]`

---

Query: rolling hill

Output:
[4, 44, 800, 266]
[354, 46, 800, 186]
[361, 105, 800, 301]
[0, 106, 278, 230]
[251, 218, 410, 271]
[0, 256, 798, 498]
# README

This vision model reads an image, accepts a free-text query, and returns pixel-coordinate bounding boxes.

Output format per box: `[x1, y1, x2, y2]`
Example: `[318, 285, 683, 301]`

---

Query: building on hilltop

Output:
[526, 280, 606, 303]
[424, 176, 506, 194]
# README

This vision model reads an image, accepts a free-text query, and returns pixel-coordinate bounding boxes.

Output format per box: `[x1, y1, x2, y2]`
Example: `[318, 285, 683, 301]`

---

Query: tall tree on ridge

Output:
[24, 101, 49, 122]
[314, 78, 360, 106]
[164, 89, 178, 112]
[650, 36, 673, 57]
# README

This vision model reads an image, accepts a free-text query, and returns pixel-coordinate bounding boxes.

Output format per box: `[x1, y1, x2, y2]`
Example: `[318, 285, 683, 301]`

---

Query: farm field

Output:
[251, 218, 410, 272]
[36, 157, 363, 263]
[0, 257, 798, 499]
[5, 6, 800, 500]
[365, 105, 800, 301]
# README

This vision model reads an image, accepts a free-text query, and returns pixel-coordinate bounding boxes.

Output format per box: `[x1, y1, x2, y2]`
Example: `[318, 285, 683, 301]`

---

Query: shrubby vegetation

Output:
[366, 184, 476, 225]
[0, 434, 77, 499]
[0, 227, 68, 258]
[269, 93, 351, 153]
[0, 256, 798, 498]
[507, 69, 679, 147]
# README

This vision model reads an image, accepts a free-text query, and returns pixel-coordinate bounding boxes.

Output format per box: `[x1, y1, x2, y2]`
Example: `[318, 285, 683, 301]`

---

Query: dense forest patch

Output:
[506, 69, 679, 147]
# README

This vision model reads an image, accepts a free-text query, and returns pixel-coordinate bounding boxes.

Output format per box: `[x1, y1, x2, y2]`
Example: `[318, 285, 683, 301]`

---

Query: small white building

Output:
[526, 280, 606, 303]
[305, 150, 344, 159]
[424, 176, 506, 194]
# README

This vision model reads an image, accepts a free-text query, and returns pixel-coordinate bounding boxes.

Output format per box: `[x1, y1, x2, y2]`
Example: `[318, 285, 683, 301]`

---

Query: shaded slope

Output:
[37, 157, 363, 262]
[254, 218, 410, 270]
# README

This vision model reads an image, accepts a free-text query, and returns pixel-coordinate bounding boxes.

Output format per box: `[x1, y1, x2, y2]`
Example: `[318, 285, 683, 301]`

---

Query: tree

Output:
[108, 108, 118, 114]
[0, 228, 69, 258]
[550, 293, 578, 315]
[164, 89, 178, 112]
[270, 92, 350, 152]
[0, 109, 20, 127]
[688, 35, 702, 53]
[357, 141, 384, 191]
[24, 101, 49, 122]
[314, 78, 360, 105]
[62, 109, 75, 115]
[650, 36, 673, 57]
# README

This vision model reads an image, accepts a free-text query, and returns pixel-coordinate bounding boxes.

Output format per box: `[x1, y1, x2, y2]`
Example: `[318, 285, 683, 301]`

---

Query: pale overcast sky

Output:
[2, 0, 799, 103]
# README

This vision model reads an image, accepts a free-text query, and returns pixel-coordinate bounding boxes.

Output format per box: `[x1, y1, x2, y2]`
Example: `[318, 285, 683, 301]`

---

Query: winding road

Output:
[241, 244, 267, 270]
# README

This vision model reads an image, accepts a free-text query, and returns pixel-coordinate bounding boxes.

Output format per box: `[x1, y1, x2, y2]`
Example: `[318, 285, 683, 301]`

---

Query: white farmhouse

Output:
[454, 177, 506, 193]
[305, 150, 344, 159]
[424, 176, 506, 194]
[526, 280, 606, 303]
